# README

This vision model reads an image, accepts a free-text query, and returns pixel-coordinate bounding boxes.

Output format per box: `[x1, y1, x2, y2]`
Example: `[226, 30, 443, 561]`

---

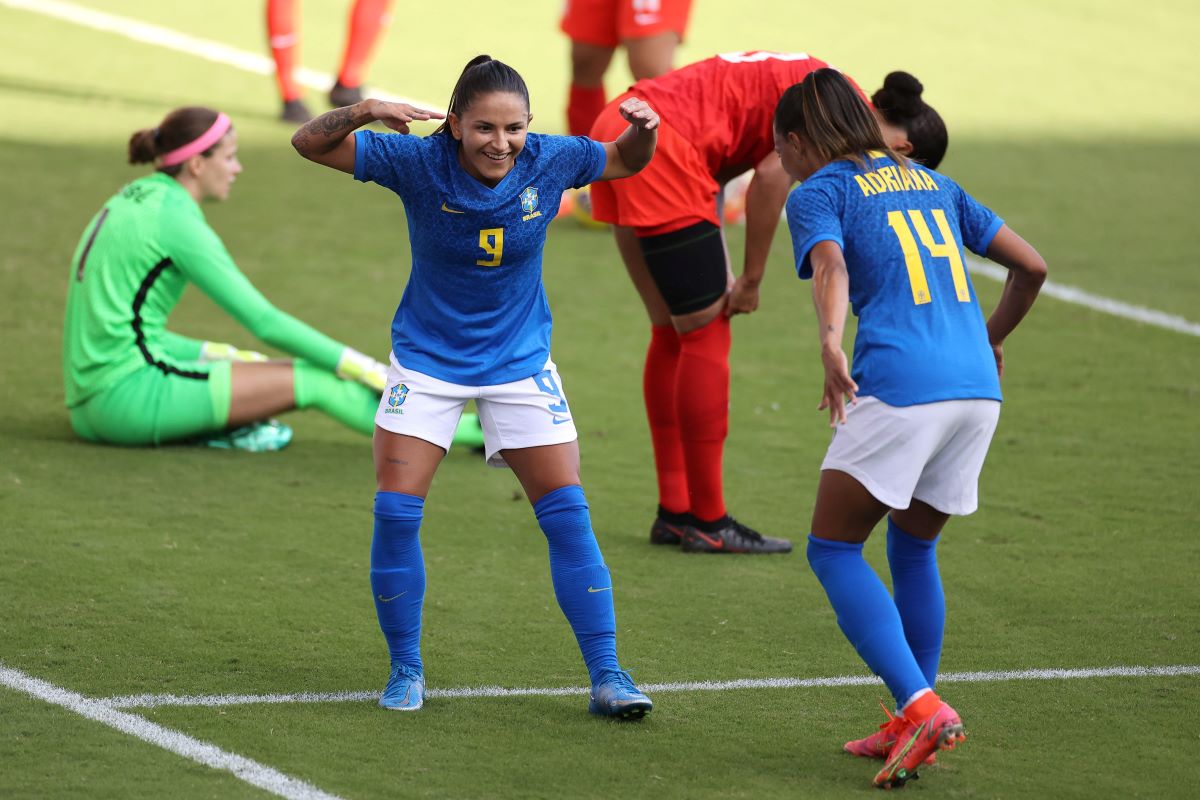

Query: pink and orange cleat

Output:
[873, 695, 965, 789]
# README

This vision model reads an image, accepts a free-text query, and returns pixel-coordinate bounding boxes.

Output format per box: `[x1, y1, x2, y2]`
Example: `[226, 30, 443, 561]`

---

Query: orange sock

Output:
[567, 84, 607, 136]
[644, 325, 688, 514]
[901, 690, 941, 724]
[338, 0, 393, 88]
[266, 0, 303, 102]
[676, 316, 731, 522]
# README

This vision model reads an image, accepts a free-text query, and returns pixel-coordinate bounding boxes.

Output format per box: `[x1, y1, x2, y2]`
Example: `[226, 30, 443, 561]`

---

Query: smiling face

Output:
[193, 130, 242, 202]
[449, 91, 530, 187]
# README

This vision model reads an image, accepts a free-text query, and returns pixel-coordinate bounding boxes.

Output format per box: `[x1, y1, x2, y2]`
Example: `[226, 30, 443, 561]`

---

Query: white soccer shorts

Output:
[821, 396, 1001, 516]
[375, 354, 579, 468]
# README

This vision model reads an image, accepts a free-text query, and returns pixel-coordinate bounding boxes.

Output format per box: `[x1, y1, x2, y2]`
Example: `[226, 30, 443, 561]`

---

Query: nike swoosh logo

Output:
[691, 530, 725, 549]
[587, 586, 611, 593]
[551, 417, 572, 425]
[377, 592, 408, 602]
[441, 202, 465, 214]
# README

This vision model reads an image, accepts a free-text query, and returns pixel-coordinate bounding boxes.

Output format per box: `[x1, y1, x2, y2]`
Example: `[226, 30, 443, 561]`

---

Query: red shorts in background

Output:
[588, 91, 719, 236]
[561, 0, 693, 49]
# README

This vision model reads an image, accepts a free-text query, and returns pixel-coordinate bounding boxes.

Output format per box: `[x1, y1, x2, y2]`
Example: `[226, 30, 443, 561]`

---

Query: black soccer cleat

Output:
[649, 506, 693, 545]
[281, 98, 314, 123]
[329, 81, 365, 108]
[681, 515, 792, 554]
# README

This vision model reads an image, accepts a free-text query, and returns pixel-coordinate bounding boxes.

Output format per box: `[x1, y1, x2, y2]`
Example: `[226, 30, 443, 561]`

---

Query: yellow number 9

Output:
[476, 228, 504, 267]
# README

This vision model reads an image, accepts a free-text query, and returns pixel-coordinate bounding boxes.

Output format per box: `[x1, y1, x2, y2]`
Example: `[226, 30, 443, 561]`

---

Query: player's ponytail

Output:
[872, 72, 947, 169]
[128, 106, 223, 176]
[433, 55, 530, 136]
[774, 69, 903, 171]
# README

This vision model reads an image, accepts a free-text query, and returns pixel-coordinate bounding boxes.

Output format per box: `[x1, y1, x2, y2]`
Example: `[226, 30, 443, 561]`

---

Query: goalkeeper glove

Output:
[200, 341, 269, 362]
[336, 347, 389, 392]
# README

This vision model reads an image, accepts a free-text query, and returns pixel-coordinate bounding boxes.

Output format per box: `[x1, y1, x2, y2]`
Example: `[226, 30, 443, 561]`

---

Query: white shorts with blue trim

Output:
[375, 353, 579, 469]
[821, 396, 1001, 516]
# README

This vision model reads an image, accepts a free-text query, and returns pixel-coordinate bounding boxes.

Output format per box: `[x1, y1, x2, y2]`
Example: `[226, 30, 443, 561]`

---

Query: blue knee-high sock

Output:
[887, 519, 944, 688]
[807, 535, 929, 708]
[371, 492, 425, 670]
[534, 485, 619, 684]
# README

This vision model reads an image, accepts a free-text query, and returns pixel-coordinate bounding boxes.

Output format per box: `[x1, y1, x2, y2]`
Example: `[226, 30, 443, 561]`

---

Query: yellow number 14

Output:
[476, 228, 504, 267]
[885, 209, 970, 305]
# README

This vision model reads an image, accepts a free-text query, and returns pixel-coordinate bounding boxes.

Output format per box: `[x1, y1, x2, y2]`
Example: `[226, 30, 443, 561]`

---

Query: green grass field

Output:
[2, 1, 1198, 797]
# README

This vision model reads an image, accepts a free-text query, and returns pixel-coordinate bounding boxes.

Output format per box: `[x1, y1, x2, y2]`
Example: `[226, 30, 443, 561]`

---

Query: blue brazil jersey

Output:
[355, 130, 606, 385]
[786, 153, 1005, 406]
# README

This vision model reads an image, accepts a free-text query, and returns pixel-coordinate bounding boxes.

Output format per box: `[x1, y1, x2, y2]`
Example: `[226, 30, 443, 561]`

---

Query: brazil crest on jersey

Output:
[354, 130, 606, 385]
[786, 153, 1005, 406]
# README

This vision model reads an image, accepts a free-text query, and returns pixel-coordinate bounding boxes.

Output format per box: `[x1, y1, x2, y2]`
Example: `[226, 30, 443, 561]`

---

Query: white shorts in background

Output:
[375, 354, 579, 468]
[821, 396, 1001, 516]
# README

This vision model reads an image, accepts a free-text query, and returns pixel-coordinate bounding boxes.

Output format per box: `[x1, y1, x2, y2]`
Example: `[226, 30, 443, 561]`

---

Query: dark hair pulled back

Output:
[432, 55, 529, 136]
[774, 69, 904, 171]
[127, 106, 222, 176]
[872, 72, 947, 169]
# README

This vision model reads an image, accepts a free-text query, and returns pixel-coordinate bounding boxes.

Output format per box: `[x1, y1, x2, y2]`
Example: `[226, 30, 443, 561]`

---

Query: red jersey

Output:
[632, 51, 867, 177]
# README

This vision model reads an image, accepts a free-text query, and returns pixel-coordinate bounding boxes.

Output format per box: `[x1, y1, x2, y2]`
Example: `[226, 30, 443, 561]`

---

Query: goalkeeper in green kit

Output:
[63, 105, 483, 451]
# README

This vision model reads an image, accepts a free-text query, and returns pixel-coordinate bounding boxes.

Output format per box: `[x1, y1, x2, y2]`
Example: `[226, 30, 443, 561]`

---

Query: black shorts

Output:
[638, 221, 726, 315]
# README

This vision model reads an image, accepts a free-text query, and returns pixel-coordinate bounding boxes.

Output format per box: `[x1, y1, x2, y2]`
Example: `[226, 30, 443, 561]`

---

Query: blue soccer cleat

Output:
[379, 662, 425, 711]
[588, 669, 653, 719]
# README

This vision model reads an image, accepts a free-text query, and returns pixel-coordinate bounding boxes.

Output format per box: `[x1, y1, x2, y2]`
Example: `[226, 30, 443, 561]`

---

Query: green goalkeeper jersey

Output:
[63, 172, 346, 407]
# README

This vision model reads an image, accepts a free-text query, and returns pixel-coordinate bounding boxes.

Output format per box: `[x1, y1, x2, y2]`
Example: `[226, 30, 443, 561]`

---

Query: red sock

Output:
[567, 84, 607, 136]
[675, 316, 731, 522]
[338, 0, 393, 88]
[266, 0, 303, 102]
[644, 325, 688, 514]
[901, 690, 942, 724]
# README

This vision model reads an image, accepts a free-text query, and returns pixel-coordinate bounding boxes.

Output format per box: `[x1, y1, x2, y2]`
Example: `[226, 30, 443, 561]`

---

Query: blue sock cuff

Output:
[806, 534, 865, 554]
[886, 518, 939, 550]
[533, 485, 588, 520]
[374, 491, 425, 521]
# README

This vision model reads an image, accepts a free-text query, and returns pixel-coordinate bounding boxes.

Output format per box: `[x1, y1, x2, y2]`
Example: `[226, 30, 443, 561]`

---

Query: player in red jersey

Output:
[560, 0, 694, 136]
[588, 52, 948, 554]
[267, 0, 395, 122]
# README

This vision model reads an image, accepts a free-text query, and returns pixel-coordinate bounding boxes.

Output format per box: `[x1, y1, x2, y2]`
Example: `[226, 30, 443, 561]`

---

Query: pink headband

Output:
[159, 113, 231, 167]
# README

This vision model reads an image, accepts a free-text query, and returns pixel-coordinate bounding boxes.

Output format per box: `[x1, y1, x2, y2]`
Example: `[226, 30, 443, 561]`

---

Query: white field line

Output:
[101, 663, 1200, 709]
[0, 665, 344, 800]
[0, 0, 432, 107]
[966, 256, 1200, 337]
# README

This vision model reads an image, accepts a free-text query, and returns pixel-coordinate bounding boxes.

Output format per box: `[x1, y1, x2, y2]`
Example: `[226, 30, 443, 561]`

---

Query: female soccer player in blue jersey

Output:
[291, 56, 660, 716]
[775, 70, 1046, 787]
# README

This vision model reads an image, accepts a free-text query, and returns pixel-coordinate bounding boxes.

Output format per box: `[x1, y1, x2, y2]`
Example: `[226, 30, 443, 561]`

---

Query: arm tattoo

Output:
[293, 106, 362, 154]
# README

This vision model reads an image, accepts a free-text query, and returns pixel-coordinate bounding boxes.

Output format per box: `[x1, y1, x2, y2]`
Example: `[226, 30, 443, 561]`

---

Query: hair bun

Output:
[874, 71, 924, 119]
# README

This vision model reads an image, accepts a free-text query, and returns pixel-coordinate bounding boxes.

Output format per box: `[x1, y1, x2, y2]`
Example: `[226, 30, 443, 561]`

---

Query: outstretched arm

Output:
[291, 99, 445, 174]
[597, 97, 659, 180]
[982, 225, 1047, 378]
[726, 153, 794, 316]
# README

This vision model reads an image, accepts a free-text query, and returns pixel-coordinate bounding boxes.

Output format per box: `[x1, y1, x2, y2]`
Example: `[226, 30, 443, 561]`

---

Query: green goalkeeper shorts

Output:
[69, 360, 232, 446]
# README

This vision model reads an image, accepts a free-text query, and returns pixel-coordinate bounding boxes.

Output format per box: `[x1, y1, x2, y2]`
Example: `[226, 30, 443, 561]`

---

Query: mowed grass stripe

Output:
[0, 0, 432, 107]
[6, 0, 1198, 339]
[100, 664, 1200, 709]
[0, 664, 345, 800]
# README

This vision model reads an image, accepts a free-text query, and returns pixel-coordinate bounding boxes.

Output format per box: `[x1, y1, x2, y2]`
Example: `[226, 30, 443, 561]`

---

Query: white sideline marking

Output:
[102, 664, 1200, 709]
[966, 256, 1200, 337]
[0, 665, 344, 800]
[0, 0, 431, 107]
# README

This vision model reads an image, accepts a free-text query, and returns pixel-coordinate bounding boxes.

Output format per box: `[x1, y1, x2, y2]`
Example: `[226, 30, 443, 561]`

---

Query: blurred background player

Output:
[588, 52, 949, 554]
[777, 69, 1045, 787]
[291, 56, 659, 716]
[268, 0, 395, 122]
[560, 0, 693, 136]
[63, 106, 392, 451]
